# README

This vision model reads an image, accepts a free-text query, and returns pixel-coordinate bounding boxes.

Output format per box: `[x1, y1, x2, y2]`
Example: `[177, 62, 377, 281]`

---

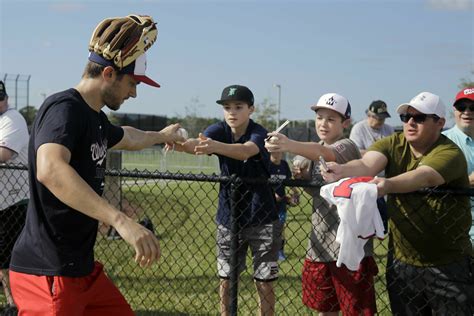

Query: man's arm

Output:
[36, 143, 160, 267]
[323, 150, 445, 196]
[112, 124, 185, 151]
[0, 147, 15, 162]
[373, 166, 445, 196]
[322, 151, 388, 182]
[359, 149, 369, 156]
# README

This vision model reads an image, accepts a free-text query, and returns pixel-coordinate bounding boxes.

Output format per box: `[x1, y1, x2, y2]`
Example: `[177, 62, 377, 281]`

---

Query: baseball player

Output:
[9, 14, 185, 315]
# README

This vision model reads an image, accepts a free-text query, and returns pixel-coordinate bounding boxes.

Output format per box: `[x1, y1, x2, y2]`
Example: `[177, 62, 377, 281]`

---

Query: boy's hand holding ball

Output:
[268, 136, 279, 144]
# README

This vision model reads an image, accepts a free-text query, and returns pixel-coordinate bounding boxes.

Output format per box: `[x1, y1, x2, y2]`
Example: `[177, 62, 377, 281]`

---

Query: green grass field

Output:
[94, 176, 393, 315]
[120, 149, 220, 174]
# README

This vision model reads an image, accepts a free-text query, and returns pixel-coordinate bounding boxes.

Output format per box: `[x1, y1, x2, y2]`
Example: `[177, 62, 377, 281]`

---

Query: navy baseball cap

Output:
[216, 85, 254, 106]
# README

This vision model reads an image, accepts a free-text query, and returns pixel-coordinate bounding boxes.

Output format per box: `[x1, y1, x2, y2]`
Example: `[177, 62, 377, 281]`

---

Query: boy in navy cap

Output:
[174, 84, 280, 316]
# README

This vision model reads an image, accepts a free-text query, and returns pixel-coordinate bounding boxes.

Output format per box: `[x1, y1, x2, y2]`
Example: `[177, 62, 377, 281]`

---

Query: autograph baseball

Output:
[176, 128, 188, 142]
[268, 136, 279, 144]
[292, 155, 310, 170]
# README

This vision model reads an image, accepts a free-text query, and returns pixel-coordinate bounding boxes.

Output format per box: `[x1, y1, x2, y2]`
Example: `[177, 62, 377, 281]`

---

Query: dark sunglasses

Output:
[400, 113, 439, 124]
[454, 103, 474, 112]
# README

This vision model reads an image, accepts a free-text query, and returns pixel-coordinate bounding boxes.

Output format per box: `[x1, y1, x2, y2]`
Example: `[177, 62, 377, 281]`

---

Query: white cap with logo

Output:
[310, 93, 351, 119]
[396, 92, 445, 118]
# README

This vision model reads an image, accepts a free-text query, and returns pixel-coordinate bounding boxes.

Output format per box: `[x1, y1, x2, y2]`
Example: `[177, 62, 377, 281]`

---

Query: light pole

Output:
[273, 84, 281, 129]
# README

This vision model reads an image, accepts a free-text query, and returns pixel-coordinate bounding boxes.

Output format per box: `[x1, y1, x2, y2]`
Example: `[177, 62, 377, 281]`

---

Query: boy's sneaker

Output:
[278, 250, 286, 261]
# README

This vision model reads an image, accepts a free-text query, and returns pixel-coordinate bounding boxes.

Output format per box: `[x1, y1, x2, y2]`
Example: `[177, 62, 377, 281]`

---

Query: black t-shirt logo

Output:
[90, 141, 108, 166]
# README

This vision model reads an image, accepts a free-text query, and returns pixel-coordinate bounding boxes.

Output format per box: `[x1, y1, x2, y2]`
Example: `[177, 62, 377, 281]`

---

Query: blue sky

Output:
[1, 0, 472, 127]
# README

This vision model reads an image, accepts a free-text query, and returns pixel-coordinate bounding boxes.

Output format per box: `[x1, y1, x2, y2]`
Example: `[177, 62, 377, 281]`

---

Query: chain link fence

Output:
[0, 73, 31, 111]
[0, 162, 473, 315]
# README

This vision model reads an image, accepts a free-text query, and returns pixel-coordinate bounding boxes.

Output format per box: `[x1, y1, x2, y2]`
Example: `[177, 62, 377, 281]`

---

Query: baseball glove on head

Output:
[89, 14, 157, 69]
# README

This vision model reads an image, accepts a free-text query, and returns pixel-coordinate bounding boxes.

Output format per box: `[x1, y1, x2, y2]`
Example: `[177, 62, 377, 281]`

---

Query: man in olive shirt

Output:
[322, 92, 473, 315]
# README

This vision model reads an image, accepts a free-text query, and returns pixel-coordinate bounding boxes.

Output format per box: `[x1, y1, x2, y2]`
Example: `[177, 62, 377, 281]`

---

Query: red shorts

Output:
[10, 262, 134, 316]
[302, 257, 378, 315]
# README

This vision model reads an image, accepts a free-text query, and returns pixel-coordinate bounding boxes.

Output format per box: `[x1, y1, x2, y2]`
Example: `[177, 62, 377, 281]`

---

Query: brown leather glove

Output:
[89, 14, 158, 69]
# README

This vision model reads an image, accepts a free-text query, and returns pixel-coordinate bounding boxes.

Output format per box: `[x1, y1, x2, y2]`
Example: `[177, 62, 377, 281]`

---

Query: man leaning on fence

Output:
[321, 91, 474, 315]
[172, 85, 280, 316]
[443, 87, 474, 250]
[8, 14, 185, 315]
[0, 80, 29, 316]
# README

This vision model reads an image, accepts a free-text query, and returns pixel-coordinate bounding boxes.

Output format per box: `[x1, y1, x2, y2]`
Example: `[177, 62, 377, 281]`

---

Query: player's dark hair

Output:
[82, 61, 125, 81]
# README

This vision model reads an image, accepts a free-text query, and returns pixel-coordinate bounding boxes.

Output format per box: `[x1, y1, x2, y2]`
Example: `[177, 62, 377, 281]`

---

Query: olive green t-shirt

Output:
[369, 132, 472, 266]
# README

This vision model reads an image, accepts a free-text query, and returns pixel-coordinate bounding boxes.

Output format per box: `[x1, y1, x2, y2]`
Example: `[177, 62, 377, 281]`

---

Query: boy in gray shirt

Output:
[266, 93, 377, 315]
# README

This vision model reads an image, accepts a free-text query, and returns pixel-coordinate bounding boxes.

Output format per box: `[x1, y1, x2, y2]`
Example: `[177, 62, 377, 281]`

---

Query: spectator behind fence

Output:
[322, 92, 474, 315]
[265, 93, 379, 315]
[172, 85, 280, 316]
[349, 100, 395, 156]
[443, 87, 474, 247]
[269, 151, 300, 261]
[0, 80, 28, 316]
[9, 14, 186, 316]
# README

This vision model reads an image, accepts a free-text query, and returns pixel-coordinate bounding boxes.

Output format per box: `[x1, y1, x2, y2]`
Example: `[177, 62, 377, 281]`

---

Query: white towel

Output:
[320, 177, 385, 271]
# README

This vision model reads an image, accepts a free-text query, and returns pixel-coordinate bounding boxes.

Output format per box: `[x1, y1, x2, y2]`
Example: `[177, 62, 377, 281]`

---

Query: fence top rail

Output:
[1, 164, 473, 196]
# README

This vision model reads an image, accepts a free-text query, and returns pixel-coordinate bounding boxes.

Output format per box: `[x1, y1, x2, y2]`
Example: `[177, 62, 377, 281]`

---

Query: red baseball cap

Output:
[454, 87, 474, 106]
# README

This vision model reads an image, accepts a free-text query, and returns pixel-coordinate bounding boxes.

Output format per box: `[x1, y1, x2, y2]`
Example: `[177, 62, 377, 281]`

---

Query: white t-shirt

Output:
[320, 177, 385, 271]
[0, 108, 29, 210]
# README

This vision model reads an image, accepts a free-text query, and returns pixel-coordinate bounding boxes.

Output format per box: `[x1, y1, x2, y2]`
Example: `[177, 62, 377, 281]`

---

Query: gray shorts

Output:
[216, 220, 282, 281]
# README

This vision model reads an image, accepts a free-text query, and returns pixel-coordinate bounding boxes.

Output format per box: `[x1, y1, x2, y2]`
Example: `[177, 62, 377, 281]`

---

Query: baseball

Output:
[293, 155, 310, 170]
[176, 128, 188, 141]
[269, 136, 279, 144]
[293, 159, 301, 169]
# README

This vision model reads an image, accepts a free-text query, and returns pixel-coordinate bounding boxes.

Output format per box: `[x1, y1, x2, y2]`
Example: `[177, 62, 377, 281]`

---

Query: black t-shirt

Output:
[10, 89, 124, 277]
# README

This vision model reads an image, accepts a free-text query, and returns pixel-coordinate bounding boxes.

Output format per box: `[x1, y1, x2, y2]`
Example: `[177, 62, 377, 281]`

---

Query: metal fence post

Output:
[229, 175, 241, 316]
[103, 150, 123, 238]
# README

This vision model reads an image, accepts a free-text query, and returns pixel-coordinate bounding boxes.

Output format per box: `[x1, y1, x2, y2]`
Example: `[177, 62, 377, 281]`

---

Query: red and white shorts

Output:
[302, 256, 378, 315]
[10, 262, 134, 316]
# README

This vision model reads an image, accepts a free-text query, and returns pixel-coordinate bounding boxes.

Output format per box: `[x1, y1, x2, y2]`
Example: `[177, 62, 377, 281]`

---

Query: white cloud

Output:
[426, 0, 472, 10]
[49, 2, 86, 13]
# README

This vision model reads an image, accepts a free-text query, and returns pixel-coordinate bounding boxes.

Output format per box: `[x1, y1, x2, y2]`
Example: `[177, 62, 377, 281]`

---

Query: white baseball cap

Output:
[310, 93, 351, 119]
[396, 92, 445, 118]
